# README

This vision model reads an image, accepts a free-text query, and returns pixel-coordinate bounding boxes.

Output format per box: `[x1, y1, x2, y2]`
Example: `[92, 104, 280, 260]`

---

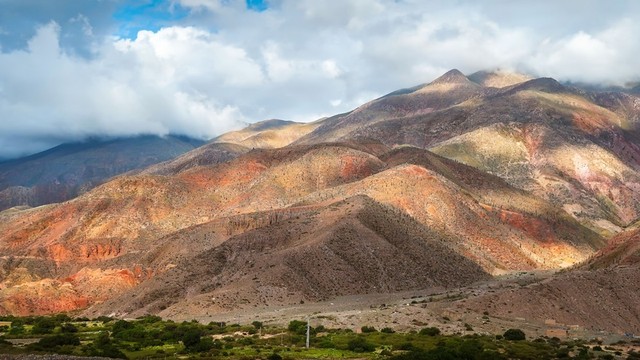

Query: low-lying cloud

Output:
[1, 0, 639, 158]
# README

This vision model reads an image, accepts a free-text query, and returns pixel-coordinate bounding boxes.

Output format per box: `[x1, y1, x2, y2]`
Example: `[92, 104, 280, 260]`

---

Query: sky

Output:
[1, 0, 639, 159]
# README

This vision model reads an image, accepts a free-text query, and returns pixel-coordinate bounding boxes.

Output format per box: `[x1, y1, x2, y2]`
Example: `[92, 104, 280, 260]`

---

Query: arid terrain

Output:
[1, 70, 640, 339]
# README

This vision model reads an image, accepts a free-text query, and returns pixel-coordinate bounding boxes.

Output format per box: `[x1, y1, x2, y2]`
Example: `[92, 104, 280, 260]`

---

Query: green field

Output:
[0, 314, 638, 359]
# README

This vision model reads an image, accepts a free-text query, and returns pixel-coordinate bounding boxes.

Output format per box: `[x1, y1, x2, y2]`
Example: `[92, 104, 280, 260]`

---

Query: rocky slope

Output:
[294, 70, 640, 235]
[0, 135, 204, 211]
[459, 228, 640, 333]
[0, 141, 602, 315]
[84, 195, 491, 318]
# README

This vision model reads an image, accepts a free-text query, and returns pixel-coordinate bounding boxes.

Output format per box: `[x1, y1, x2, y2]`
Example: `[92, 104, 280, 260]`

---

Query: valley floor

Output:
[175, 270, 635, 345]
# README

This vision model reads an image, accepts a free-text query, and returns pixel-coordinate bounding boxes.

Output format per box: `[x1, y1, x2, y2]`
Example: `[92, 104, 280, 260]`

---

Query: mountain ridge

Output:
[0, 135, 205, 211]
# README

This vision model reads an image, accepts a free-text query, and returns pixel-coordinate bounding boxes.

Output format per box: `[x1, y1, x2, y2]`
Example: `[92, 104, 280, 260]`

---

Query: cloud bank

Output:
[0, 0, 639, 158]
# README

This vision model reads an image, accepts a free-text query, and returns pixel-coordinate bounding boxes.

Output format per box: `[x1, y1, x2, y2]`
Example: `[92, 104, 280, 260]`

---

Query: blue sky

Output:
[0, 0, 639, 158]
[113, 1, 190, 39]
[113, 0, 266, 38]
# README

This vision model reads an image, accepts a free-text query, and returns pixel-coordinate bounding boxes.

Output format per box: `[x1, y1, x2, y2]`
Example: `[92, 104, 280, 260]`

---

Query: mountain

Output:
[212, 119, 322, 149]
[2, 69, 639, 328]
[0, 135, 205, 211]
[0, 140, 601, 315]
[294, 70, 640, 234]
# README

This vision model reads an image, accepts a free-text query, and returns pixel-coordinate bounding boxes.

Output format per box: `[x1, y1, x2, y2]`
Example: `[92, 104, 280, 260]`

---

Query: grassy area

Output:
[1, 314, 638, 359]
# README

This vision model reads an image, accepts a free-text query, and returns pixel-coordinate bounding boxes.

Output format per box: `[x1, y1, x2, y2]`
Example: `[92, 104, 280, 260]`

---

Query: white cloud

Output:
[0, 23, 252, 157]
[531, 19, 640, 84]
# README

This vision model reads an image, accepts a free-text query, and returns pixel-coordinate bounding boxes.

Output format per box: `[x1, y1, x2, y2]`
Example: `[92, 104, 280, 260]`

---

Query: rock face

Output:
[0, 135, 205, 211]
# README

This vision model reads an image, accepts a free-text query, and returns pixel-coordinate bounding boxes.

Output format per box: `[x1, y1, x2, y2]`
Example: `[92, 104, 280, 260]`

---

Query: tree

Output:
[252, 321, 263, 329]
[503, 329, 526, 341]
[111, 320, 134, 335]
[9, 321, 24, 335]
[182, 328, 203, 351]
[32, 317, 56, 334]
[288, 320, 307, 335]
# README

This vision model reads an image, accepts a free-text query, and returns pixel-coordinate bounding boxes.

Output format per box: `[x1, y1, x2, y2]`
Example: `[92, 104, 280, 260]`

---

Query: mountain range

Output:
[0, 135, 205, 212]
[1, 69, 639, 334]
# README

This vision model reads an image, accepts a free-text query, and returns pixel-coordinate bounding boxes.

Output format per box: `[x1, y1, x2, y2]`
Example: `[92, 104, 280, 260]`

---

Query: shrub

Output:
[94, 316, 113, 323]
[32, 317, 56, 334]
[53, 314, 71, 322]
[137, 315, 162, 324]
[396, 342, 416, 351]
[89, 333, 127, 359]
[361, 326, 377, 333]
[267, 352, 283, 360]
[419, 327, 441, 336]
[191, 337, 214, 353]
[347, 337, 376, 353]
[503, 329, 526, 341]
[317, 339, 336, 348]
[30, 333, 80, 349]
[381, 327, 395, 334]
[61, 323, 78, 333]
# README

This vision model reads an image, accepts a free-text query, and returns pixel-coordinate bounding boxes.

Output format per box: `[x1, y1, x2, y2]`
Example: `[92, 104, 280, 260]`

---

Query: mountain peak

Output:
[507, 77, 565, 94]
[245, 119, 296, 132]
[430, 69, 472, 85]
[468, 69, 533, 88]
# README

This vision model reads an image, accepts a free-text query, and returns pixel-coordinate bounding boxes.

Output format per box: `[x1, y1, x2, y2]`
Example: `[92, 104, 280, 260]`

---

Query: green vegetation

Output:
[503, 328, 526, 341]
[0, 315, 629, 359]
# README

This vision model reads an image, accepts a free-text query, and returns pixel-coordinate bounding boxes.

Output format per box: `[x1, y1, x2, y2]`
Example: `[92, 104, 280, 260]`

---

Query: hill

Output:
[84, 195, 491, 318]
